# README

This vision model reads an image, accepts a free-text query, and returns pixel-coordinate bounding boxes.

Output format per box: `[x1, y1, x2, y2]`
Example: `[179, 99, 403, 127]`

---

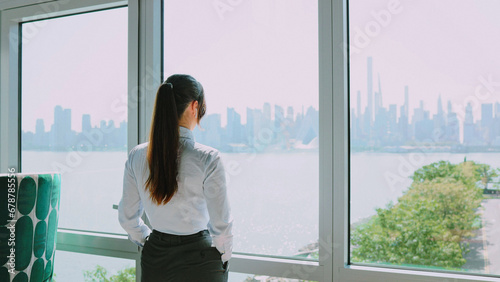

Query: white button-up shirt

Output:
[118, 126, 233, 262]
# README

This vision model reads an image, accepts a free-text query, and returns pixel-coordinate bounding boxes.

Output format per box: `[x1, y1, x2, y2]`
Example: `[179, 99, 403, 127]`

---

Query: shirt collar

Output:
[179, 126, 194, 141]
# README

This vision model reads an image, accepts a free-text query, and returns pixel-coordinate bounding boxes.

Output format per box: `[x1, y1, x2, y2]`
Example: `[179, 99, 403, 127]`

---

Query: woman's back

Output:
[118, 74, 232, 281]
[124, 126, 229, 236]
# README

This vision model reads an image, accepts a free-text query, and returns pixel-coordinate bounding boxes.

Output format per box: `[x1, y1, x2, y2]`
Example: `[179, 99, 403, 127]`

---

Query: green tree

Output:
[83, 265, 135, 282]
[351, 161, 485, 269]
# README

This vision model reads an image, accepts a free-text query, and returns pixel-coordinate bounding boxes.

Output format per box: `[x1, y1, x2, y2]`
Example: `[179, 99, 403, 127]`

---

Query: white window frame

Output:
[1, 0, 497, 281]
[333, 1, 499, 281]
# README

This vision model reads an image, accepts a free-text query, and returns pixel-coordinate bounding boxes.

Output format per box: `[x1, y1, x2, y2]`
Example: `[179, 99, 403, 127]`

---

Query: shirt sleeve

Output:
[203, 151, 233, 263]
[118, 149, 152, 247]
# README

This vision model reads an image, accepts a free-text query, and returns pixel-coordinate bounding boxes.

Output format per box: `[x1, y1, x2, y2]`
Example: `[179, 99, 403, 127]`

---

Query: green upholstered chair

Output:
[0, 173, 61, 282]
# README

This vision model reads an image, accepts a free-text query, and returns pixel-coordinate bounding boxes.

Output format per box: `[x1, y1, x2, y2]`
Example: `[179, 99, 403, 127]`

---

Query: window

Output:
[20, 7, 128, 234]
[163, 0, 319, 258]
[54, 251, 135, 281]
[6, 0, 498, 280]
[349, 0, 500, 277]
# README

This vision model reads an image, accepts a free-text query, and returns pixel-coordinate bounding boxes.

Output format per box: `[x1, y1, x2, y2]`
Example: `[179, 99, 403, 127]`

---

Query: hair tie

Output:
[164, 82, 173, 90]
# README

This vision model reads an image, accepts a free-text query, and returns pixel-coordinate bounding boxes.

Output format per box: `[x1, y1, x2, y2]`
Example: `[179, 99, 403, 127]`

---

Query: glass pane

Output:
[54, 250, 135, 282]
[21, 8, 128, 234]
[164, 1, 319, 258]
[349, 0, 500, 275]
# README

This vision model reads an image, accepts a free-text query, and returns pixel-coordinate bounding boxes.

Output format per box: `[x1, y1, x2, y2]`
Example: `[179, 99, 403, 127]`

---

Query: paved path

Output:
[482, 199, 500, 274]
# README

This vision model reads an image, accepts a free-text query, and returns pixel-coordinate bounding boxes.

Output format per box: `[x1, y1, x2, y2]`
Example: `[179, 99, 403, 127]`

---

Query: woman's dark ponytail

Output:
[145, 82, 180, 205]
[145, 75, 206, 205]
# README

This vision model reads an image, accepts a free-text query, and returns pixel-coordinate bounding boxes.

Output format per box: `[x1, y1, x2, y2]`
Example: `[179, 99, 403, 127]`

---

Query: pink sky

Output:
[22, 8, 128, 133]
[22, 0, 499, 133]
[163, 0, 318, 127]
[349, 0, 500, 122]
[22, 0, 318, 132]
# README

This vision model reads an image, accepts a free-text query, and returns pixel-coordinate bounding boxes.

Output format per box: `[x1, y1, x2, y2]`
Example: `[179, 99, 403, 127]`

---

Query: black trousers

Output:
[140, 229, 229, 282]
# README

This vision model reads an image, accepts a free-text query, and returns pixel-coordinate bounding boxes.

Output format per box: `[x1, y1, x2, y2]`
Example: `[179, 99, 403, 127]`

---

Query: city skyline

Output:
[22, 103, 320, 152]
[349, 0, 500, 125]
[351, 57, 500, 149]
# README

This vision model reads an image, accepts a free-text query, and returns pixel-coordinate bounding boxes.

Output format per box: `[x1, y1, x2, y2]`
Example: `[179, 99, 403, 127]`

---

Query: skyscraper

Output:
[52, 106, 65, 150]
[463, 102, 475, 145]
[227, 107, 242, 143]
[445, 101, 460, 144]
[481, 103, 493, 143]
[286, 106, 294, 122]
[481, 103, 493, 128]
[35, 119, 45, 148]
[366, 57, 373, 124]
[82, 114, 92, 133]
[404, 86, 409, 118]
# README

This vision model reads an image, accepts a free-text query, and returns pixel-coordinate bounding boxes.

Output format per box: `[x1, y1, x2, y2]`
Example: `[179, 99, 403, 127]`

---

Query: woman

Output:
[118, 74, 233, 281]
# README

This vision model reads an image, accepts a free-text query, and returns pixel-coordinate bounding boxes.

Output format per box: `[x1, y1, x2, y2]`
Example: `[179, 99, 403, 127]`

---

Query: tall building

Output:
[433, 95, 445, 141]
[481, 103, 493, 143]
[445, 101, 460, 144]
[404, 86, 409, 118]
[388, 104, 397, 135]
[82, 114, 92, 133]
[202, 113, 222, 148]
[227, 107, 242, 143]
[356, 90, 362, 122]
[246, 108, 255, 144]
[437, 94, 443, 116]
[263, 102, 272, 130]
[274, 105, 285, 130]
[463, 102, 476, 145]
[482, 104, 493, 126]
[374, 73, 383, 116]
[413, 101, 432, 141]
[52, 105, 67, 150]
[35, 118, 45, 148]
[286, 106, 294, 122]
[398, 104, 408, 142]
[263, 103, 271, 121]
[366, 57, 373, 125]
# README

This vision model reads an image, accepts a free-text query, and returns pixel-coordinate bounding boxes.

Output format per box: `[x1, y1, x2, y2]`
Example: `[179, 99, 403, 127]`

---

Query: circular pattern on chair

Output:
[34, 220, 47, 258]
[18, 177, 36, 216]
[30, 258, 44, 281]
[36, 175, 52, 220]
[0, 266, 9, 282]
[1, 173, 61, 282]
[0, 226, 11, 266]
[51, 174, 60, 209]
[45, 209, 58, 261]
[15, 216, 33, 271]
[44, 260, 53, 281]
[12, 271, 28, 282]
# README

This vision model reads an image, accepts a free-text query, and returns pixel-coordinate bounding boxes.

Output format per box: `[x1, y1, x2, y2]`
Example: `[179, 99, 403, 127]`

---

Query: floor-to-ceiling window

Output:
[21, 7, 128, 235]
[349, 0, 500, 278]
[163, 0, 319, 259]
[18, 5, 134, 280]
[3, 0, 499, 281]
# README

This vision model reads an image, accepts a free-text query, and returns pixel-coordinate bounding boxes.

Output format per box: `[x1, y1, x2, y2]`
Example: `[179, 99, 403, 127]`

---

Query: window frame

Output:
[0, 0, 143, 279]
[0, 0, 497, 281]
[335, 1, 500, 281]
